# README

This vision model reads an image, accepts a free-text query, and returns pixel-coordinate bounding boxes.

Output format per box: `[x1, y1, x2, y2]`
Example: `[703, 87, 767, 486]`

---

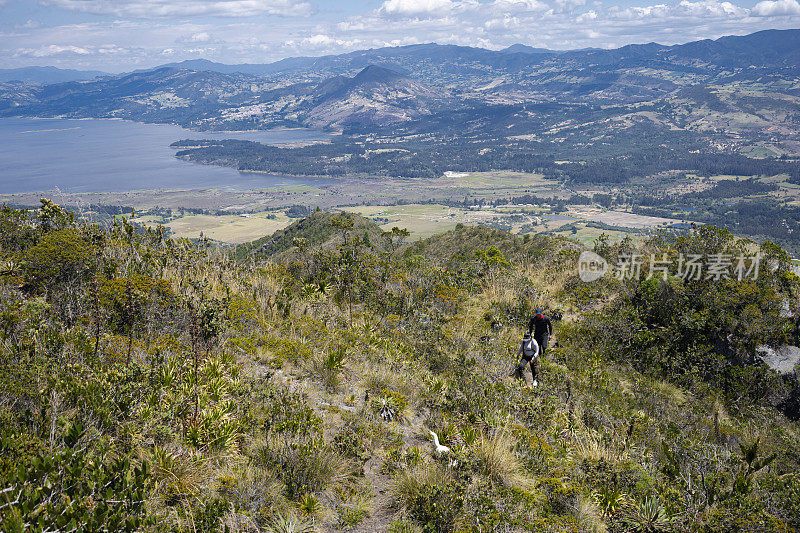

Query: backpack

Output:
[522, 337, 538, 358]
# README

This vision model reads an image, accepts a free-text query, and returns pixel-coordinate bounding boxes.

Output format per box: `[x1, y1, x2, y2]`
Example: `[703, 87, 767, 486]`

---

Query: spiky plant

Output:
[297, 493, 320, 517]
[376, 396, 397, 422]
[150, 446, 205, 504]
[405, 446, 424, 467]
[594, 485, 630, 518]
[263, 514, 316, 533]
[623, 496, 671, 532]
[460, 425, 478, 446]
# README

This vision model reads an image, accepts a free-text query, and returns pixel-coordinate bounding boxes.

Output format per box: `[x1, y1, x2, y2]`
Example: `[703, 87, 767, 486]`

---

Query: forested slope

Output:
[1, 201, 799, 532]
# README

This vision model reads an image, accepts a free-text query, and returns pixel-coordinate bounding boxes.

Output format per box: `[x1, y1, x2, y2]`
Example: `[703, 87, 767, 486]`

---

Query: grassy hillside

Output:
[235, 210, 386, 260]
[1, 201, 799, 532]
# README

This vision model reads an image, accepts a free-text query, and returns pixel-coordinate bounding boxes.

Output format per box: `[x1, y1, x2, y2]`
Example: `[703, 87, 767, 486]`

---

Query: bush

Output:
[0, 423, 152, 531]
[23, 228, 92, 292]
[391, 465, 464, 533]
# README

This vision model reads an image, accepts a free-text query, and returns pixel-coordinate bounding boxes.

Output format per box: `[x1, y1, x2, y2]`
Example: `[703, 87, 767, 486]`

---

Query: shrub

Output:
[0, 422, 152, 531]
[23, 228, 92, 292]
[472, 429, 533, 490]
[391, 465, 464, 533]
[255, 437, 356, 500]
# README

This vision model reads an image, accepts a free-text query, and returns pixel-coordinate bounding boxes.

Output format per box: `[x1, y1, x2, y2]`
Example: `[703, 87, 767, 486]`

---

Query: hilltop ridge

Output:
[0, 202, 799, 530]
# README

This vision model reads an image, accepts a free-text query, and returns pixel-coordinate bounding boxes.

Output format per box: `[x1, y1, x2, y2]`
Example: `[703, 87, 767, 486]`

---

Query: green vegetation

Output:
[1, 200, 799, 531]
[174, 135, 800, 184]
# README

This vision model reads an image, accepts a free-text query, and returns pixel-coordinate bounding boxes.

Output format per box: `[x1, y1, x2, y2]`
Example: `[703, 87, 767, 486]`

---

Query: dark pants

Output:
[515, 356, 539, 382]
[535, 333, 548, 357]
[528, 356, 539, 382]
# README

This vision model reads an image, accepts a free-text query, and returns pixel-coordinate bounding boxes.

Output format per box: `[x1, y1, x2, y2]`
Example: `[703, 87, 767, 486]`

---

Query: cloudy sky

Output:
[1, 0, 798, 71]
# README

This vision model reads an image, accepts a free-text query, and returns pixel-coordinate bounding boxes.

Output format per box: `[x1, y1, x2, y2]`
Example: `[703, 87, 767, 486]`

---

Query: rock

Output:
[757, 345, 800, 374]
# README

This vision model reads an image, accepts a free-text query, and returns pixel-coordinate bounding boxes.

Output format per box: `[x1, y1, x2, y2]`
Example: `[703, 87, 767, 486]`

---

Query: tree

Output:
[383, 226, 410, 255]
[330, 215, 358, 326]
[36, 198, 74, 233]
[188, 294, 225, 420]
[474, 246, 510, 284]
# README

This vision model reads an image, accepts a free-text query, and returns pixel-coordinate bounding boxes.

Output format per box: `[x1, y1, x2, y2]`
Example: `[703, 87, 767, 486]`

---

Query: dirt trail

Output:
[350, 409, 431, 533]
[347, 455, 394, 533]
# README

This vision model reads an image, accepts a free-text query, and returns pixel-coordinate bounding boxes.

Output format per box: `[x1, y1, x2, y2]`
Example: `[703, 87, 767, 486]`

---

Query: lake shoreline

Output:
[0, 117, 333, 194]
[5, 115, 338, 136]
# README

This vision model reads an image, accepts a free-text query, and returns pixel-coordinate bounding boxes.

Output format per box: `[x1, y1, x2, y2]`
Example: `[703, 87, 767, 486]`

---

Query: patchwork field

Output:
[2, 169, 715, 246]
[342, 203, 677, 242]
[134, 210, 293, 243]
[341, 204, 503, 241]
[569, 207, 691, 229]
[123, 199, 692, 245]
[444, 170, 552, 189]
[549, 222, 642, 247]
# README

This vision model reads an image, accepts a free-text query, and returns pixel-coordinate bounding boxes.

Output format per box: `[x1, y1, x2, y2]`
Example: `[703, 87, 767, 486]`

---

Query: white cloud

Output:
[484, 15, 521, 30]
[605, 0, 747, 20]
[554, 0, 587, 12]
[492, 0, 548, 11]
[97, 44, 126, 54]
[16, 44, 93, 56]
[42, 0, 313, 18]
[187, 32, 211, 42]
[379, 0, 458, 17]
[302, 33, 338, 46]
[752, 0, 800, 15]
[678, 0, 746, 17]
[608, 4, 670, 20]
[4, 0, 800, 71]
[19, 19, 43, 29]
[285, 33, 364, 51]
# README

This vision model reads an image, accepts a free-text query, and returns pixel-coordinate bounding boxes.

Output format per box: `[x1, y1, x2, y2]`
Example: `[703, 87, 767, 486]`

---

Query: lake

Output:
[0, 118, 334, 194]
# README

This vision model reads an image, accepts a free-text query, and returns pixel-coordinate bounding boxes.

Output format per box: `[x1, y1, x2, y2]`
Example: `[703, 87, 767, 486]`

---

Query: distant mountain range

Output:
[1, 28, 799, 134]
[0, 66, 108, 84]
[153, 28, 800, 81]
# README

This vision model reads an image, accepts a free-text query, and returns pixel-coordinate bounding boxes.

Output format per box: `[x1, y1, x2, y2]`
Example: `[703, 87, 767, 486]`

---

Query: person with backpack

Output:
[528, 308, 553, 358]
[513, 332, 540, 387]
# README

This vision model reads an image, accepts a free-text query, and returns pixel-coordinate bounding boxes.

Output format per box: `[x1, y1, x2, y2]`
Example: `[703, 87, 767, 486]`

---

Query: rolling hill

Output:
[0, 66, 109, 84]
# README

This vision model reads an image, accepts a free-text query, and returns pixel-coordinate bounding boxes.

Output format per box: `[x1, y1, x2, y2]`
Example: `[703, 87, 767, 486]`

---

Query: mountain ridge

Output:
[304, 65, 442, 128]
[142, 28, 800, 79]
[0, 66, 109, 84]
[8, 28, 799, 83]
[2, 28, 799, 138]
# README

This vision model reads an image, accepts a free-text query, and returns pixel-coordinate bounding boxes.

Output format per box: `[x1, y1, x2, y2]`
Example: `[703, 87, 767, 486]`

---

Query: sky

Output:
[0, 0, 798, 72]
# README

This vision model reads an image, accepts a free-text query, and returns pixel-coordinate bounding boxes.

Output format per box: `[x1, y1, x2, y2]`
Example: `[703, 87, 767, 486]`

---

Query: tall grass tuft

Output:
[150, 445, 207, 504]
[576, 493, 608, 533]
[473, 428, 534, 490]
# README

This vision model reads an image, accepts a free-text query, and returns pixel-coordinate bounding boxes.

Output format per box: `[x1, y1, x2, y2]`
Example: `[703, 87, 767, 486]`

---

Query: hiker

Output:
[528, 308, 553, 358]
[514, 332, 540, 387]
